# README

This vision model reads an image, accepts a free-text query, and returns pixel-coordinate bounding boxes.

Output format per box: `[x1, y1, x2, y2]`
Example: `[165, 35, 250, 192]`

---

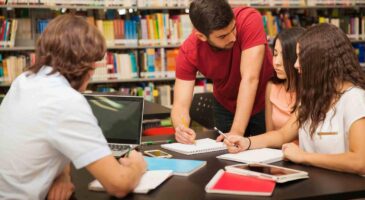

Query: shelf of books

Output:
[0, 0, 364, 102]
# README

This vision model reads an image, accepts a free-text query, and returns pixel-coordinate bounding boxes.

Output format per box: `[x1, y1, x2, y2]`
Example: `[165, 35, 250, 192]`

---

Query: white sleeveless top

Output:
[299, 87, 365, 154]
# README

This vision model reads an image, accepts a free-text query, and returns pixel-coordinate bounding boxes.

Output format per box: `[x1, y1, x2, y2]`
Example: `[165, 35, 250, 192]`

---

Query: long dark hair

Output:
[297, 23, 365, 136]
[272, 27, 305, 112]
[27, 14, 106, 90]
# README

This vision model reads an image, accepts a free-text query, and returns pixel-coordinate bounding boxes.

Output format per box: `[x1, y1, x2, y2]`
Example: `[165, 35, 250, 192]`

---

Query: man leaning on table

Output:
[171, 0, 273, 144]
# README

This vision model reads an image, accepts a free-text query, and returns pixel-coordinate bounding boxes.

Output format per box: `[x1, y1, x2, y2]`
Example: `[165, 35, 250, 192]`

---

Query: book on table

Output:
[88, 170, 173, 194]
[145, 157, 207, 176]
[161, 138, 227, 155]
[205, 169, 276, 196]
[217, 148, 283, 164]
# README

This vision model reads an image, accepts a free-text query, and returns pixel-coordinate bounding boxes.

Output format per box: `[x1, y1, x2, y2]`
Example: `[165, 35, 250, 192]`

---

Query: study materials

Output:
[161, 138, 227, 155]
[145, 157, 207, 176]
[141, 139, 175, 146]
[84, 94, 144, 157]
[144, 149, 173, 158]
[225, 163, 309, 183]
[205, 170, 276, 196]
[88, 170, 173, 194]
[217, 148, 283, 164]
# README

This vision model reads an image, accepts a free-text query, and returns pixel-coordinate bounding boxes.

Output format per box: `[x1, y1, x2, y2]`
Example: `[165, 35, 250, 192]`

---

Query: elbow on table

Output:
[351, 159, 365, 175]
[104, 179, 134, 198]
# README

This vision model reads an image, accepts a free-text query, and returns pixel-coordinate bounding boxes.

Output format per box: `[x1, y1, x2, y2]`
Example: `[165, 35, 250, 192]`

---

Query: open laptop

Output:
[84, 94, 144, 157]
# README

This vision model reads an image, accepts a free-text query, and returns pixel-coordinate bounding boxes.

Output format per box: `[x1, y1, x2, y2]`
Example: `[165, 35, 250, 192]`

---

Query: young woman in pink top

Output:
[265, 28, 305, 131]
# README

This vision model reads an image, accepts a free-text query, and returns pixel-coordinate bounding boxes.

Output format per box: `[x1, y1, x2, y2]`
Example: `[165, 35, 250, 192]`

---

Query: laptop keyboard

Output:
[109, 144, 130, 157]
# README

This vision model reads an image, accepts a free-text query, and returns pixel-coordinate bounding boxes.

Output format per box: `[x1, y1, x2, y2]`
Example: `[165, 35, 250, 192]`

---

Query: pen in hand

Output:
[181, 115, 196, 145]
[214, 127, 238, 148]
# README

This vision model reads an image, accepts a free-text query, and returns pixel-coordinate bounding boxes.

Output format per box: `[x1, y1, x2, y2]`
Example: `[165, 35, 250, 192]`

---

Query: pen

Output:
[214, 127, 238, 148]
[125, 146, 132, 158]
[214, 127, 229, 140]
[141, 139, 175, 146]
[181, 115, 196, 145]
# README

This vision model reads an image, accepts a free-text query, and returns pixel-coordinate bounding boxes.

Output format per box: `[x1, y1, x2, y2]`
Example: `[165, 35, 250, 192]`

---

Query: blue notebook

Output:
[145, 157, 207, 176]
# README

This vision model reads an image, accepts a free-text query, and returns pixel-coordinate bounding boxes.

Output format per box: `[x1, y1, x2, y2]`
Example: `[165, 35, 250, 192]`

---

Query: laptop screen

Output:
[84, 94, 144, 145]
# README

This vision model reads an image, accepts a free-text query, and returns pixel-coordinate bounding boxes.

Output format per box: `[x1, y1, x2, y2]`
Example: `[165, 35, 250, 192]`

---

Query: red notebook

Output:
[205, 170, 276, 196]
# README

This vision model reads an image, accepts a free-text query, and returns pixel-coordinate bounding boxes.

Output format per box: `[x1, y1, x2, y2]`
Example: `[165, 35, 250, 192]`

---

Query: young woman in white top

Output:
[224, 23, 365, 175]
[0, 14, 146, 199]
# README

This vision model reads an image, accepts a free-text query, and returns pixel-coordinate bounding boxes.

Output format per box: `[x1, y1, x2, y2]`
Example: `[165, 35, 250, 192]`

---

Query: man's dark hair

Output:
[189, 0, 234, 36]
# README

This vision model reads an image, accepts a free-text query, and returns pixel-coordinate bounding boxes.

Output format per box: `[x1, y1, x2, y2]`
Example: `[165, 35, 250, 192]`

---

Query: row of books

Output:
[91, 48, 179, 81]
[2, 0, 191, 6]
[262, 11, 365, 40]
[0, 18, 18, 48]
[91, 14, 192, 46]
[0, 54, 31, 82]
[2, 0, 364, 6]
[10, 13, 192, 47]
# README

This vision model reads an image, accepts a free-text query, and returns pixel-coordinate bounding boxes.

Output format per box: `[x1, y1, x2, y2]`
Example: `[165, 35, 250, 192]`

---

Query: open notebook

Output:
[88, 170, 172, 194]
[161, 138, 227, 155]
[217, 148, 283, 164]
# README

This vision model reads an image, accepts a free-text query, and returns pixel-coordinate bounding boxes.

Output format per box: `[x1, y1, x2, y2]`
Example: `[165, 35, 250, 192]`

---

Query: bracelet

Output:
[245, 137, 251, 150]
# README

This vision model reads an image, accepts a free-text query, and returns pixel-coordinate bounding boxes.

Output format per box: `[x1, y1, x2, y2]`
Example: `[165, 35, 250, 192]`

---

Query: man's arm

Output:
[171, 78, 196, 144]
[230, 44, 265, 135]
[47, 164, 74, 200]
[86, 151, 146, 198]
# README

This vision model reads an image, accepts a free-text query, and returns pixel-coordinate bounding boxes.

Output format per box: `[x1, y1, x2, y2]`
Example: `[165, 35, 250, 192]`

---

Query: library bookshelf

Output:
[0, 0, 364, 105]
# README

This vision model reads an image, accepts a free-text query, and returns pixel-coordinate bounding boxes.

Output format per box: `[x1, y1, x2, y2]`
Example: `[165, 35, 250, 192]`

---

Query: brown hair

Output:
[297, 23, 365, 136]
[272, 27, 305, 112]
[27, 14, 106, 90]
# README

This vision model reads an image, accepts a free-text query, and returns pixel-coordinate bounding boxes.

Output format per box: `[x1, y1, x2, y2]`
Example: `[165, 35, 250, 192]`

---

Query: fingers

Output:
[216, 134, 224, 142]
[175, 126, 196, 144]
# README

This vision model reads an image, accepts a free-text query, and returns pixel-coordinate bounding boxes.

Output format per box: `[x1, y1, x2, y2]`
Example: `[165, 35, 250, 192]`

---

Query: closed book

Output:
[217, 148, 283, 164]
[145, 157, 206, 176]
[205, 170, 275, 196]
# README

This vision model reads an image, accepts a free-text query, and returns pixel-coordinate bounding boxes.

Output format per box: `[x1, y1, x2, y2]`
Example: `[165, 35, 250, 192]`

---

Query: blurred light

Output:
[118, 9, 126, 15]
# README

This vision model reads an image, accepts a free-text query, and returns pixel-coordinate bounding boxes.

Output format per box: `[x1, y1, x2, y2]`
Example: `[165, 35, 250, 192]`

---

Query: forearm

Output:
[171, 105, 190, 128]
[249, 129, 286, 149]
[301, 152, 365, 175]
[230, 79, 259, 134]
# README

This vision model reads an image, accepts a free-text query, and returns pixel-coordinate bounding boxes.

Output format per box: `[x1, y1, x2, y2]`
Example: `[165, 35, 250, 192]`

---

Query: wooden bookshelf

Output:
[89, 75, 205, 84]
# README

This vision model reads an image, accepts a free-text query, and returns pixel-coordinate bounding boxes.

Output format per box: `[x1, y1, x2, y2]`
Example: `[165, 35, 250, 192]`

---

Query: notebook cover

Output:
[206, 170, 275, 196]
[145, 157, 207, 176]
[217, 148, 283, 164]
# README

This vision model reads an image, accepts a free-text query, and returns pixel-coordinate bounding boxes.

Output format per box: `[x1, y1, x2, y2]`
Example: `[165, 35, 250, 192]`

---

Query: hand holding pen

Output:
[174, 115, 196, 144]
[119, 148, 147, 172]
[214, 127, 249, 153]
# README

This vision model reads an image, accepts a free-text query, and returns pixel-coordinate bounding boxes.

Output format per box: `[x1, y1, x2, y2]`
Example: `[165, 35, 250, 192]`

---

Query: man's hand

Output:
[223, 135, 250, 153]
[175, 125, 196, 144]
[119, 150, 147, 172]
[47, 171, 74, 200]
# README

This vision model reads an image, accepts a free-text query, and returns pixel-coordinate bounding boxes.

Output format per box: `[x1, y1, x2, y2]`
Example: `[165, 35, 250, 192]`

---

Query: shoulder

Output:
[233, 7, 262, 23]
[341, 87, 365, 104]
[180, 33, 201, 55]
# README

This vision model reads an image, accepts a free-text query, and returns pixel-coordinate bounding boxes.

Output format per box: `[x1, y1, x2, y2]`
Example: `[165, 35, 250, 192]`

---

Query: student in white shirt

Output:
[224, 23, 365, 175]
[0, 14, 146, 200]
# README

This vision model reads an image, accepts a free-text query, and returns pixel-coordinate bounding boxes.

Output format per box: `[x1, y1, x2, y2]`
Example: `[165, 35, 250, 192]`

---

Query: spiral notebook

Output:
[161, 138, 227, 155]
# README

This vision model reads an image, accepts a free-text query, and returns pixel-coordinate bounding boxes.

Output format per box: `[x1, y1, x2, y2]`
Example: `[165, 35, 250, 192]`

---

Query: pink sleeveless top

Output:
[270, 84, 296, 130]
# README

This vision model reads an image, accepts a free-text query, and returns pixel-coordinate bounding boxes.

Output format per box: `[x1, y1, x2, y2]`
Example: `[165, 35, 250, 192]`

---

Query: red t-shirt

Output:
[176, 7, 273, 115]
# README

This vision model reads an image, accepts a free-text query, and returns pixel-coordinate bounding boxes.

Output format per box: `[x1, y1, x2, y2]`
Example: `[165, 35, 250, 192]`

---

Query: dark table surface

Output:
[72, 131, 365, 200]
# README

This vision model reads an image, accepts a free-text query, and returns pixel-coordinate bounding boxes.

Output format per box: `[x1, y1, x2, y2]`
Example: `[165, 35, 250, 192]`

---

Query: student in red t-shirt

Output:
[171, 0, 274, 144]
